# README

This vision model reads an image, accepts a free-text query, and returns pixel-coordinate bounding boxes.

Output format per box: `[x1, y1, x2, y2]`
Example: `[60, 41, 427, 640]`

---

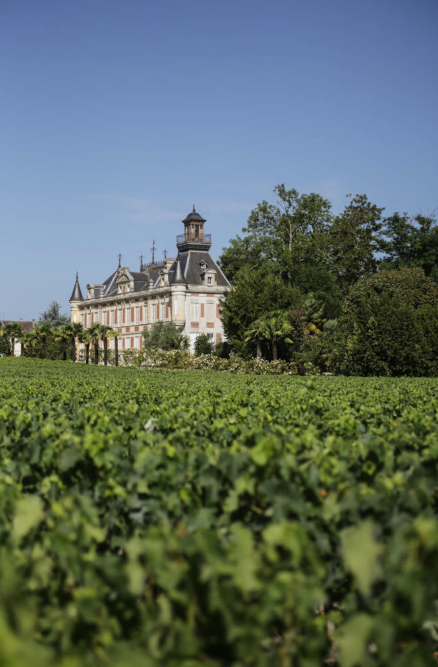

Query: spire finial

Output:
[140, 254, 144, 271]
[151, 239, 156, 265]
[76, 271, 78, 280]
[193, 204, 195, 212]
[118, 253, 122, 268]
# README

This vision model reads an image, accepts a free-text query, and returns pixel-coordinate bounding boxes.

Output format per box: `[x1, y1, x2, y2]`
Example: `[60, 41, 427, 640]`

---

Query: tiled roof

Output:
[0, 320, 35, 332]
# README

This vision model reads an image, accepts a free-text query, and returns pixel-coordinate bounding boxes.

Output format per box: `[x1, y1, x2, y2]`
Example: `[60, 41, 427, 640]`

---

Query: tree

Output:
[194, 333, 214, 356]
[69, 322, 84, 362]
[341, 268, 438, 376]
[142, 321, 189, 351]
[245, 317, 270, 359]
[20, 330, 36, 358]
[38, 302, 70, 328]
[34, 323, 52, 360]
[55, 325, 71, 361]
[329, 194, 384, 292]
[108, 331, 119, 367]
[2, 323, 23, 357]
[220, 266, 301, 356]
[88, 323, 102, 365]
[78, 329, 92, 364]
[99, 325, 112, 366]
[380, 212, 438, 278]
[219, 185, 332, 283]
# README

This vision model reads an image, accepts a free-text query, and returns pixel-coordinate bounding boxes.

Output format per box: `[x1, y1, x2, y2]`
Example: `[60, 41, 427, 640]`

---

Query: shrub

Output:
[341, 268, 438, 376]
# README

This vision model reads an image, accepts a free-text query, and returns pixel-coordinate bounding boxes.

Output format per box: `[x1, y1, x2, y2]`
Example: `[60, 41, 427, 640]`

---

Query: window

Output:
[160, 303, 165, 320]
[118, 309, 122, 326]
[125, 337, 130, 349]
[126, 307, 131, 325]
[81, 314, 84, 327]
[135, 306, 140, 324]
[207, 333, 214, 340]
[191, 302, 199, 320]
[144, 303, 148, 324]
[110, 310, 115, 327]
[102, 311, 106, 324]
[207, 276, 212, 285]
[135, 336, 140, 350]
[206, 302, 214, 320]
[151, 303, 156, 323]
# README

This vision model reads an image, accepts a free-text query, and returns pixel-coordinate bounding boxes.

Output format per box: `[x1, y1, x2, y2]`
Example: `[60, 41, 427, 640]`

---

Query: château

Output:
[69, 207, 230, 351]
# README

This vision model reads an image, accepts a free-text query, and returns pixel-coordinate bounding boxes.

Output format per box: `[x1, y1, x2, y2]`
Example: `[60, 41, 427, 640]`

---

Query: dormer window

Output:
[200, 260, 208, 270]
[207, 276, 212, 285]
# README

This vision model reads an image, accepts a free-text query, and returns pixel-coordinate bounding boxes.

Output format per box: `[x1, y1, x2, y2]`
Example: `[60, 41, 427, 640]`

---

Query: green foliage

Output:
[194, 333, 214, 356]
[329, 194, 384, 292]
[142, 321, 189, 351]
[221, 266, 302, 356]
[380, 212, 438, 277]
[37, 301, 70, 328]
[0, 332, 11, 355]
[341, 268, 438, 376]
[0, 359, 438, 666]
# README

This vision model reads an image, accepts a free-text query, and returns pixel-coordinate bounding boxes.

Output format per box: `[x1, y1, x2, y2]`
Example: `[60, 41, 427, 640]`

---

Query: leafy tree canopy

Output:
[38, 301, 70, 328]
[142, 321, 189, 351]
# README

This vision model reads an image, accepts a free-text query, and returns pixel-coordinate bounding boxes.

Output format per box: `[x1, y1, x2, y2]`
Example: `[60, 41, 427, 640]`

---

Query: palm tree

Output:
[265, 311, 294, 361]
[69, 322, 84, 362]
[78, 329, 92, 364]
[34, 323, 52, 360]
[55, 325, 71, 361]
[245, 317, 270, 359]
[108, 330, 119, 367]
[99, 325, 112, 366]
[19, 330, 36, 357]
[88, 323, 102, 365]
[3, 323, 24, 357]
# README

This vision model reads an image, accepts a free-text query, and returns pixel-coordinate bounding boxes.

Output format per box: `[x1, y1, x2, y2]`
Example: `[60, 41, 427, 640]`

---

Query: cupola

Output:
[176, 205, 212, 251]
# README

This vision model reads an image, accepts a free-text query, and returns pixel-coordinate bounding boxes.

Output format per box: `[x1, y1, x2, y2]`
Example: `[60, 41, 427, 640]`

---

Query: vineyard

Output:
[0, 358, 438, 666]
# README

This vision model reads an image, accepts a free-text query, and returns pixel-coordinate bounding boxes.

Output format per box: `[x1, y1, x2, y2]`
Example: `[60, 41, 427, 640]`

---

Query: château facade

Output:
[69, 207, 230, 352]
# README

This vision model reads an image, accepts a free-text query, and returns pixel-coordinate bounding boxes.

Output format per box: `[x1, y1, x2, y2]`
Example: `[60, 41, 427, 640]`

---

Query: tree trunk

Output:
[256, 337, 262, 359]
[11, 336, 15, 357]
[21, 342, 24, 357]
[115, 337, 119, 367]
[63, 342, 67, 362]
[272, 337, 278, 361]
[85, 343, 89, 364]
[94, 341, 99, 365]
[104, 338, 108, 366]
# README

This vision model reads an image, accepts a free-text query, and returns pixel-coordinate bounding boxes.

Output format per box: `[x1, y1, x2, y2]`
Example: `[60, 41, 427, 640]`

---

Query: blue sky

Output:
[1, 0, 437, 320]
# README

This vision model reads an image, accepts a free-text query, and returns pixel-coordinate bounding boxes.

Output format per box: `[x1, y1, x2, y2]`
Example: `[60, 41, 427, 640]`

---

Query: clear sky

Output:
[1, 0, 437, 320]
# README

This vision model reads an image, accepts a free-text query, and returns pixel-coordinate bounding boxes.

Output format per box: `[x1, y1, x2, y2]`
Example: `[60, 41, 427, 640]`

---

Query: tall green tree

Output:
[38, 302, 69, 328]
[220, 185, 332, 283]
[221, 266, 302, 356]
[329, 194, 384, 292]
[380, 212, 438, 278]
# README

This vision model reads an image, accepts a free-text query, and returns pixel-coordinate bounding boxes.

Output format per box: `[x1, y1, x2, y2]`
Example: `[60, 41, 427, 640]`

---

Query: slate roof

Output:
[170, 250, 230, 287]
[69, 274, 84, 302]
[82, 250, 230, 303]
[182, 206, 206, 224]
